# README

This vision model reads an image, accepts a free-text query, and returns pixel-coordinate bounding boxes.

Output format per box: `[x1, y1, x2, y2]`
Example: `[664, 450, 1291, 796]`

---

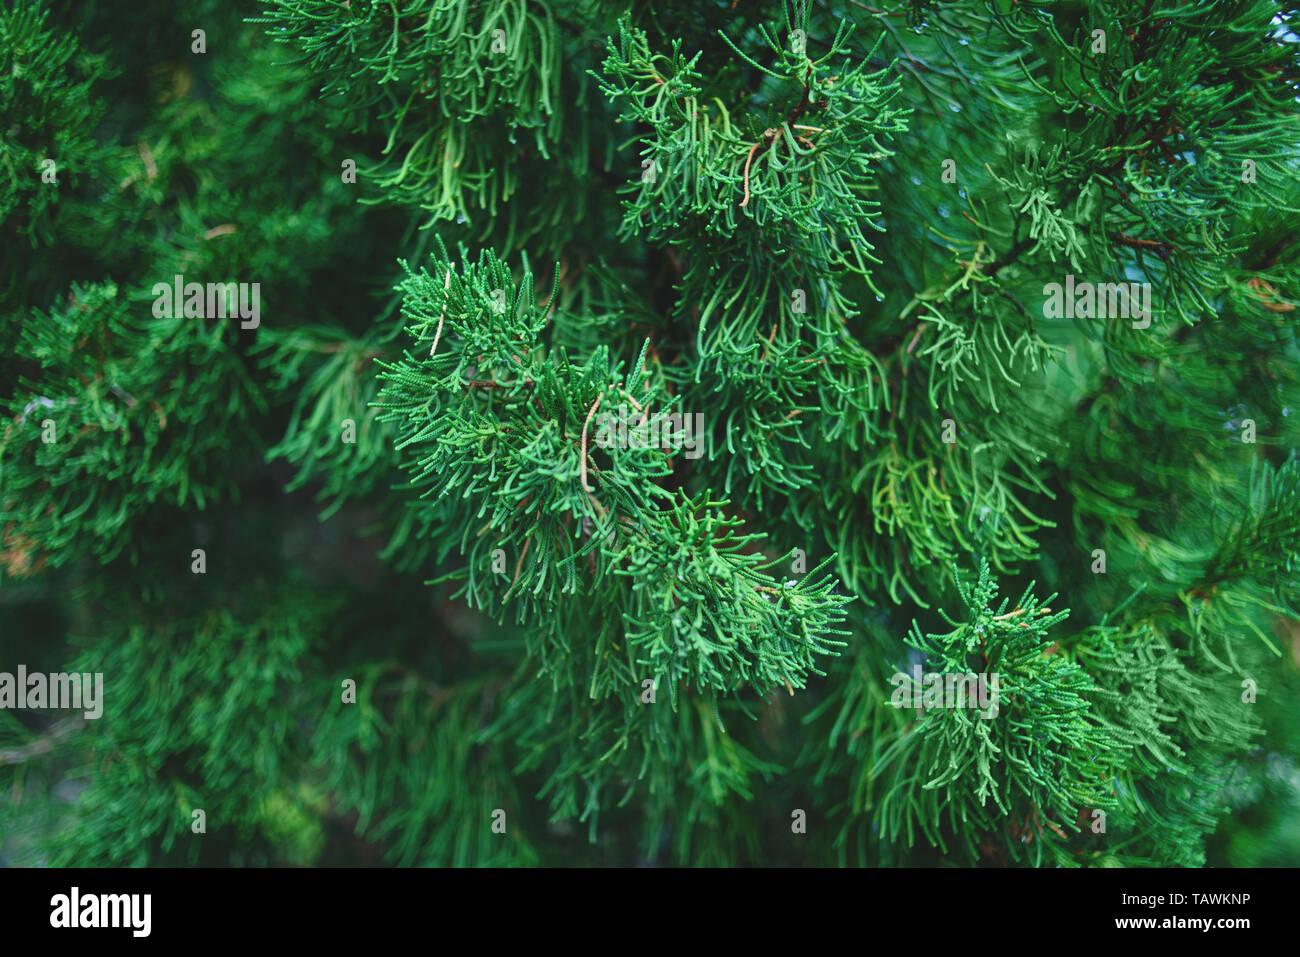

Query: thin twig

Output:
[512, 537, 532, 585]
[579, 395, 602, 492]
[739, 136, 768, 208]
[430, 266, 453, 357]
[0, 717, 85, 766]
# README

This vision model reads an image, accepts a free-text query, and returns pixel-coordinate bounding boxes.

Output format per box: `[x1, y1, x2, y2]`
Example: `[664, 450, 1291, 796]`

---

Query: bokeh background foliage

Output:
[2, 0, 1299, 865]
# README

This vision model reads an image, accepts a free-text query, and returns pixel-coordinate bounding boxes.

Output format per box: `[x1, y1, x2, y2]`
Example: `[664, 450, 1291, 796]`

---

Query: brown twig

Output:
[740, 135, 771, 208]
[579, 395, 602, 492]
[0, 717, 85, 766]
[510, 537, 532, 590]
[1110, 232, 1174, 262]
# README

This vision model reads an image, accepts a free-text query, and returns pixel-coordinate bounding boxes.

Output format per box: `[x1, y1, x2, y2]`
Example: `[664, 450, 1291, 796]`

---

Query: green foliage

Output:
[373, 242, 853, 704]
[0, 0, 110, 248]
[2, 0, 1299, 868]
[0, 281, 261, 571]
[252, 0, 599, 251]
[45, 602, 319, 866]
[871, 562, 1117, 865]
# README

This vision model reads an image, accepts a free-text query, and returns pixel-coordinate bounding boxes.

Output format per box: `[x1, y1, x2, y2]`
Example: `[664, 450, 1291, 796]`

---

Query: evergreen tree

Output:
[1, 0, 1298, 867]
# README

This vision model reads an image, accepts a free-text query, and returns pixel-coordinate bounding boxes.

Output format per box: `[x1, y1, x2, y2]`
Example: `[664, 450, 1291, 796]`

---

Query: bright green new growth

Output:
[2, 0, 1299, 867]
[374, 240, 852, 702]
